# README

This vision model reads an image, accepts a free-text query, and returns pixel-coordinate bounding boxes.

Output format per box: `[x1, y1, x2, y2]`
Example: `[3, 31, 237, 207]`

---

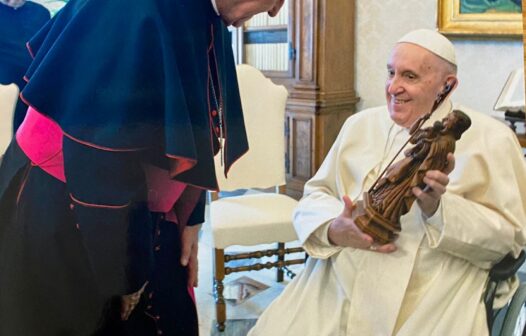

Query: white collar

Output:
[422, 99, 453, 128]
[210, 0, 220, 16]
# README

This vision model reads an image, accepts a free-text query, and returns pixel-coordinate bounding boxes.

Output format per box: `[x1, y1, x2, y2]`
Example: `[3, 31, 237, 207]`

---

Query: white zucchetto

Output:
[397, 29, 456, 66]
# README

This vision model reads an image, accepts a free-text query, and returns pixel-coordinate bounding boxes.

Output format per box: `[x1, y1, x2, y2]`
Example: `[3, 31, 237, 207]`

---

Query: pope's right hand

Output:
[327, 195, 397, 253]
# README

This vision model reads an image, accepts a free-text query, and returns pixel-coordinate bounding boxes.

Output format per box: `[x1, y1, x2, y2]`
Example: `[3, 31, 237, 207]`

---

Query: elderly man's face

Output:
[385, 43, 453, 128]
[0, 0, 26, 9]
[217, 0, 285, 27]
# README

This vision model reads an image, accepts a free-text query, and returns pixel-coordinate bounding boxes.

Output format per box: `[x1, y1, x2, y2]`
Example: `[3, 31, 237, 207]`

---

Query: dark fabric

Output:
[22, 0, 248, 190]
[0, 139, 28, 204]
[130, 215, 198, 336]
[0, 1, 49, 130]
[0, 141, 199, 335]
[0, 0, 245, 333]
[63, 136, 154, 296]
[141, 216, 199, 336]
[95, 216, 199, 336]
[187, 190, 207, 226]
[0, 143, 105, 336]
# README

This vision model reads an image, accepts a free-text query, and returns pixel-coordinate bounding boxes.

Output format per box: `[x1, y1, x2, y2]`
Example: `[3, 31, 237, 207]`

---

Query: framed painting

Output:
[438, 0, 522, 37]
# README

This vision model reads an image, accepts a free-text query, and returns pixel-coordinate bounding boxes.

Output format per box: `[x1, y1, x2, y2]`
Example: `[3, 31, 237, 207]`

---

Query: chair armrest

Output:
[489, 250, 526, 282]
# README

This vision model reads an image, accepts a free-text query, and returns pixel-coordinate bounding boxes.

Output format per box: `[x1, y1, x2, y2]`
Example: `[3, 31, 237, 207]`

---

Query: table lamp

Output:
[494, 67, 525, 132]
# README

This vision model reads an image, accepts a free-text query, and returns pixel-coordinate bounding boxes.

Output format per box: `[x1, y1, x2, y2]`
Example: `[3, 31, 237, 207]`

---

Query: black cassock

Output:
[0, 0, 248, 335]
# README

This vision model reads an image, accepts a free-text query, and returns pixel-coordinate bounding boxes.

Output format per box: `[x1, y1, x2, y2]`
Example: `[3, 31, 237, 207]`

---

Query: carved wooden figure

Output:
[353, 110, 472, 244]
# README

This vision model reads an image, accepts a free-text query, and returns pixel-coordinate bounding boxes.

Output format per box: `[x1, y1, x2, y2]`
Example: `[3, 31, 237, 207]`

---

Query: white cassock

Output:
[249, 100, 526, 336]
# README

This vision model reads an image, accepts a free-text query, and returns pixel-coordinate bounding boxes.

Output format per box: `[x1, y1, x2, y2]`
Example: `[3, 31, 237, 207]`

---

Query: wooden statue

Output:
[352, 109, 472, 244]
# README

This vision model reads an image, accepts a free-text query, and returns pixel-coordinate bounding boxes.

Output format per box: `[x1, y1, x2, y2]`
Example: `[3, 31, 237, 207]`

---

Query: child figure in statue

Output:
[354, 109, 472, 243]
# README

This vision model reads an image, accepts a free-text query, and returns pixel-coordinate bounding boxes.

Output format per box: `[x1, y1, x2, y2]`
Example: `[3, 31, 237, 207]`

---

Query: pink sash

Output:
[16, 106, 65, 182]
[16, 107, 201, 225]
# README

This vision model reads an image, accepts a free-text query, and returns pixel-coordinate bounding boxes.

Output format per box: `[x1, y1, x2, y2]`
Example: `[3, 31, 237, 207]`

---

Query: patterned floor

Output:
[210, 319, 257, 336]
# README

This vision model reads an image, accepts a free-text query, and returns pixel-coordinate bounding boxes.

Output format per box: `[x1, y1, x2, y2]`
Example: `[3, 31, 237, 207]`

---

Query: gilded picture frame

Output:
[438, 0, 522, 37]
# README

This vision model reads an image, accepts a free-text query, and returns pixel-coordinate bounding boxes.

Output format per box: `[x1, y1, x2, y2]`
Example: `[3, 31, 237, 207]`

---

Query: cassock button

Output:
[211, 109, 218, 117]
[69, 203, 74, 210]
[215, 127, 220, 134]
[155, 246, 161, 252]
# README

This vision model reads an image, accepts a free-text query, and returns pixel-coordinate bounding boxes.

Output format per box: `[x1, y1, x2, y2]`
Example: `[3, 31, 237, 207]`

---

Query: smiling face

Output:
[216, 0, 285, 27]
[385, 43, 457, 128]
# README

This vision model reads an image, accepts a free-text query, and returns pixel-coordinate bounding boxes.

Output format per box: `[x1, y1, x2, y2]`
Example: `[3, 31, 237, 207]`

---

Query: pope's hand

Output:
[413, 153, 455, 217]
[328, 195, 397, 253]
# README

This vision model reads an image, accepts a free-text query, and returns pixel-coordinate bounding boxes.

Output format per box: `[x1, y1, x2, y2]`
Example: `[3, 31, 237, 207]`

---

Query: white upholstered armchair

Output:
[0, 83, 19, 159]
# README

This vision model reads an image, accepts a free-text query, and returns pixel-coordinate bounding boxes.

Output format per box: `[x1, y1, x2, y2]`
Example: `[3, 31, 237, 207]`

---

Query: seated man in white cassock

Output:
[248, 29, 526, 336]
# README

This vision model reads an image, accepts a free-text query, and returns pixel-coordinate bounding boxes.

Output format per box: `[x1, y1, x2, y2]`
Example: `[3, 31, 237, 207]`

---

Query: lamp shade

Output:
[494, 67, 525, 113]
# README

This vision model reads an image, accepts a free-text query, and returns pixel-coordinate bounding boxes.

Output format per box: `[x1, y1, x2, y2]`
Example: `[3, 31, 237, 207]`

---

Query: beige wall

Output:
[355, 0, 523, 115]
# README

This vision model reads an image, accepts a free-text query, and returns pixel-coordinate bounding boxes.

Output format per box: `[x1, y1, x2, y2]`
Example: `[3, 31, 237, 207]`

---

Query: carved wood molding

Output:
[294, 0, 318, 84]
[288, 92, 360, 111]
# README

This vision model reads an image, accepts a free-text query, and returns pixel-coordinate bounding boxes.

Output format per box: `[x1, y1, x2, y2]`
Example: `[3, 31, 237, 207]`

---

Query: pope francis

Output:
[248, 29, 526, 336]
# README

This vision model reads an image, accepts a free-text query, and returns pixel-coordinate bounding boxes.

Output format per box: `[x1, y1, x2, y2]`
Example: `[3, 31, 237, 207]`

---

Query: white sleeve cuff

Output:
[421, 201, 445, 248]
[422, 201, 444, 231]
[302, 220, 343, 259]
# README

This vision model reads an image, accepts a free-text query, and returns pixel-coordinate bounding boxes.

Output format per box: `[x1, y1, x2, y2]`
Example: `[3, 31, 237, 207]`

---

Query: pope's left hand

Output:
[180, 224, 201, 288]
[413, 153, 455, 217]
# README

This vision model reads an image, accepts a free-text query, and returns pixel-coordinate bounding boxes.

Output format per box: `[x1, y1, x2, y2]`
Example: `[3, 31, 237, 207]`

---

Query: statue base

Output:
[352, 193, 400, 244]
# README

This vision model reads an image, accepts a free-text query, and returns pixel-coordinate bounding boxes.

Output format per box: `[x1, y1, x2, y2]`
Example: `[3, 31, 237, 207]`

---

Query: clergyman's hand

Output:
[413, 152, 455, 217]
[328, 195, 397, 253]
[181, 224, 201, 288]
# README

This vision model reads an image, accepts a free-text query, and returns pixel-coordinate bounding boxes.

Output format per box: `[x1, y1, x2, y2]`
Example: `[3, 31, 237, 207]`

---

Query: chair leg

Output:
[213, 248, 226, 332]
[277, 242, 285, 282]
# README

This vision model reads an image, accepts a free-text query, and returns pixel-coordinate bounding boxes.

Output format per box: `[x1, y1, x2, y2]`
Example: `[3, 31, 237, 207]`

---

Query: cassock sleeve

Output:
[292, 120, 355, 259]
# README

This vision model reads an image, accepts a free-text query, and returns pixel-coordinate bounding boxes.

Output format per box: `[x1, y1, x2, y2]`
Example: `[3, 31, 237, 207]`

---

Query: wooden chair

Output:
[209, 64, 305, 332]
[0, 83, 19, 159]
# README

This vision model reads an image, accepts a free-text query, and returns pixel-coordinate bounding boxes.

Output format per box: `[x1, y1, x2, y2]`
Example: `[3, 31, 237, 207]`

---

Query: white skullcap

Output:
[397, 29, 456, 66]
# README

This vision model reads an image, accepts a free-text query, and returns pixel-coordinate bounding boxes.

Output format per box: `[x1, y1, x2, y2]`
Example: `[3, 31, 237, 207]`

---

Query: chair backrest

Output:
[215, 64, 288, 191]
[0, 83, 19, 155]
